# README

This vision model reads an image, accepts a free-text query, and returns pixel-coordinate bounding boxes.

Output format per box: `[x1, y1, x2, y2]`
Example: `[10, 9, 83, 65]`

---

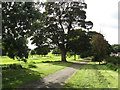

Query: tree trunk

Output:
[99, 61, 100, 65]
[61, 49, 67, 62]
[74, 54, 76, 60]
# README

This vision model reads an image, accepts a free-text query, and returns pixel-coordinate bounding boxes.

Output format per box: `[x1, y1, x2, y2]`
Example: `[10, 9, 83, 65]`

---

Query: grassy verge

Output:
[3, 62, 72, 88]
[64, 62, 118, 88]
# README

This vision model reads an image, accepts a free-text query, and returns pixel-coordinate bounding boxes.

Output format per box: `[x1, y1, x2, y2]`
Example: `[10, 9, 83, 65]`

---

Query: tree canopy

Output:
[91, 33, 111, 64]
[2, 2, 42, 62]
[31, 2, 93, 62]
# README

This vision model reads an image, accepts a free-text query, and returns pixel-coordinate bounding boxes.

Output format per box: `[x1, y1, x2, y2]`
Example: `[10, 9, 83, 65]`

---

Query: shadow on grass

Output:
[2, 68, 43, 89]
[19, 78, 62, 89]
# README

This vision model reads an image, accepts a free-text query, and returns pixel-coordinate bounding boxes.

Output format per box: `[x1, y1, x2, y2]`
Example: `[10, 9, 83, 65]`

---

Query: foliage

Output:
[67, 29, 91, 57]
[35, 45, 50, 56]
[31, 2, 93, 62]
[111, 44, 120, 53]
[2, 64, 23, 70]
[30, 50, 36, 55]
[52, 48, 61, 55]
[2, 2, 42, 62]
[91, 33, 111, 63]
[106, 63, 118, 71]
[105, 56, 119, 66]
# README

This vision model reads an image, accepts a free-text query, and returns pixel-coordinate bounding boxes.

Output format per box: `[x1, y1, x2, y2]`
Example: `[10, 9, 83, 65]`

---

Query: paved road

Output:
[20, 61, 88, 89]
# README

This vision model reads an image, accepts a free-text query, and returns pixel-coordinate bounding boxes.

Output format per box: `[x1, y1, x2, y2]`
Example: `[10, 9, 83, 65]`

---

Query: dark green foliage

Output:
[105, 56, 119, 66]
[35, 45, 50, 56]
[2, 64, 23, 70]
[67, 29, 91, 57]
[106, 63, 118, 71]
[2, 2, 41, 62]
[111, 44, 120, 53]
[52, 48, 61, 55]
[30, 49, 36, 55]
[40, 2, 93, 61]
[28, 62, 37, 68]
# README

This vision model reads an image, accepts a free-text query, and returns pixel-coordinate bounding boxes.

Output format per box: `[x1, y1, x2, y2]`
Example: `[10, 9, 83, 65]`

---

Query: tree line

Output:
[2, 2, 113, 63]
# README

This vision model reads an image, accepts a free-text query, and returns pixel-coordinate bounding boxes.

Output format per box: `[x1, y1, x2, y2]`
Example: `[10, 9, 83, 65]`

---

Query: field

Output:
[64, 62, 118, 88]
[1, 53, 119, 89]
[1, 53, 83, 88]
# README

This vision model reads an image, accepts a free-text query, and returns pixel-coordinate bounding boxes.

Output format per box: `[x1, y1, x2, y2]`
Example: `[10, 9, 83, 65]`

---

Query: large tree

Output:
[33, 2, 93, 62]
[67, 29, 91, 59]
[2, 2, 41, 62]
[91, 33, 111, 64]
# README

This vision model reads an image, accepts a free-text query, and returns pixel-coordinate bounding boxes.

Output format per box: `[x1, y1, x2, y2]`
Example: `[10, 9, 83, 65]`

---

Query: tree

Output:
[111, 44, 120, 54]
[2, 2, 41, 62]
[67, 29, 91, 59]
[30, 49, 36, 57]
[35, 45, 50, 56]
[91, 33, 111, 64]
[33, 2, 93, 62]
[52, 48, 61, 56]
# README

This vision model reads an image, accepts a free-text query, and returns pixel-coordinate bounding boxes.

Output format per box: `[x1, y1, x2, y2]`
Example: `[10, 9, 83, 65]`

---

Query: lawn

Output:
[2, 62, 72, 88]
[2, 53, 84, 88]
[64, 62, 118, 88]
[1, 52, 84, 65]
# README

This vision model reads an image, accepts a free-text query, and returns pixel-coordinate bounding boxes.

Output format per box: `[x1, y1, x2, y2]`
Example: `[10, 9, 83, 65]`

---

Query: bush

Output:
[106, 63, 117, 71]
[2, 64, 23, 69]
[28, 62, 37, 68]
[105, 56, 119, 65]
[28, 64, 37, 68]
[9, 64, 23, 69]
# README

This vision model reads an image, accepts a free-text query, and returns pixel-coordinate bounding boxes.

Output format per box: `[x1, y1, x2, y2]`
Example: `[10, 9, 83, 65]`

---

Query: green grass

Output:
[3, 62, 72, 88]
[64, 62, 118, 88]
[1, 52, 84, 65]
[1, 52, 88, 88]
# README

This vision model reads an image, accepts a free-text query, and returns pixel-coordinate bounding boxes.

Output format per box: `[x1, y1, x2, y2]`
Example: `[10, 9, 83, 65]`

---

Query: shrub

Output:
[106, 63, 117, 71]
[9, 64, 23, 69]
[105, 56, 119, 66]
[28, 62, 37, 68]
[2, 64, 23, 69]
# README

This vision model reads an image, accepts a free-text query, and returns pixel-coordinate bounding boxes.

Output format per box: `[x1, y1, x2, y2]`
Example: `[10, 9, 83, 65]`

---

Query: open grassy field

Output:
[2, 53, 83, 88]
[1, 52, 83, 65]
[64, 62, 118, 88]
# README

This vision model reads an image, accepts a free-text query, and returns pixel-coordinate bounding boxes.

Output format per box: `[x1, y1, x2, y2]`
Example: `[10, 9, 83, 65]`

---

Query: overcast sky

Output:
[28, 0, 119, 49]
[86, 0, 119, 45]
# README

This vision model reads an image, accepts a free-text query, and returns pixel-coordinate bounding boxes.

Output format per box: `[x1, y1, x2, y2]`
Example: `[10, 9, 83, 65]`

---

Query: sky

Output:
[28, 0, 119, 49]
[85, 0, 119, 44]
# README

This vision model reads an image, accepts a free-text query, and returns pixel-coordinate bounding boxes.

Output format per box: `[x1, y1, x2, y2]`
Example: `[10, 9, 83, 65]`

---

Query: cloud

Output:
[85, 0, 119, 44]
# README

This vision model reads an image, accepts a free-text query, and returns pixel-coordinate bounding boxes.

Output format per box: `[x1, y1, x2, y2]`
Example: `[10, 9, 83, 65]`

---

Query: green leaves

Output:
[2, 2, 41, 62]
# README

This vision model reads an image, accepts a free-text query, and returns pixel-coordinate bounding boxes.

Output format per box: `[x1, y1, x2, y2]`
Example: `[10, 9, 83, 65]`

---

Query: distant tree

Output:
[35, 45, 50, 56]
[111, 44, 120, 54]
[2, 2, 41, 62]
[91, 33, 111, 64]
[52, 48, 61, 56]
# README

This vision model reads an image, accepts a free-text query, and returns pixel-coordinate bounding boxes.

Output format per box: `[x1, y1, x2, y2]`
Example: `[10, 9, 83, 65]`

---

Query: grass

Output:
[2, 52, 84, 88]
[2, 62, 72, 88]
[64, 62, 118, 88]
[1, 52, 84, 65]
